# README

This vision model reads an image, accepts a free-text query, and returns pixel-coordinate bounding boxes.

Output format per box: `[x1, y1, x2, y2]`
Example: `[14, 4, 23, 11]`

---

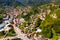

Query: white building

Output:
[40, 12, 46, 20]
[19, 18, 25, 23]
[36, 28, 42, 33]
[52, 14, 57, 18]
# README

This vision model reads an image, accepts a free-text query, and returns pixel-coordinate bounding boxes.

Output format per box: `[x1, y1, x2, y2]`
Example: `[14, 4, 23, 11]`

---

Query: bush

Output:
[7, 29, 16, 36]
[35, 18, 42, 27]
[12, 38, 22, 40]
[0, 31, 5, 38]
[41, 25, 52, 38]
[53, 19, 60, 34]
[54, 8, 60, 18]
[0, 8, 6, 20]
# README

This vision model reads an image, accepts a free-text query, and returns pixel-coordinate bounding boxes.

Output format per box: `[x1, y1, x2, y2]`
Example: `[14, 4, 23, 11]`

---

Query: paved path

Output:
[14, 27, 31, 40]
[0, 27, 31, 40]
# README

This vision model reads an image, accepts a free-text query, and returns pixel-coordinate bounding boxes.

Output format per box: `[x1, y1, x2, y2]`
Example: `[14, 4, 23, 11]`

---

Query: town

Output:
[0, 1, 60, 40]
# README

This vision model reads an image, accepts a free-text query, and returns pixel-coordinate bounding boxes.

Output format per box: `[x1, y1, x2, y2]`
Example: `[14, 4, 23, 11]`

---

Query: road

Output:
[13, 26, 31, 40]
[0, 26, 31, 40]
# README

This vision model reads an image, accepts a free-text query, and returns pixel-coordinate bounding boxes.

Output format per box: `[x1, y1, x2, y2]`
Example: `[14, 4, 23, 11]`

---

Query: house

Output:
[13, 9, 19, 17]
[40, 12, 46, 20]
[51, 14, 57, 18]
[47, 9, 51, 14]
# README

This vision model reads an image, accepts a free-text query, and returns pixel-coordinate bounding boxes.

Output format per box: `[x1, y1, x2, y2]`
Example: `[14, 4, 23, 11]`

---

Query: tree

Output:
[40, 20, 53, 38]
[40, 15, 54, 38]
[16, 6, 21, 9]
[0, 8, 6, 20]
[35, 18, 42, 27]
[54, 8, 60, 18]
[40, 12, 60, 39]
[0, 8, 6, 14]
[53, 19, 60, 34]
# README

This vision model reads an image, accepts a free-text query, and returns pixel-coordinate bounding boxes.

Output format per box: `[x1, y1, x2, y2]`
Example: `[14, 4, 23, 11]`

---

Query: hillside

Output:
[0, 0, 60, 7]
[0, 0, 52, 7]
[18, 0, 52, 6]
[0, 0, 24, 7]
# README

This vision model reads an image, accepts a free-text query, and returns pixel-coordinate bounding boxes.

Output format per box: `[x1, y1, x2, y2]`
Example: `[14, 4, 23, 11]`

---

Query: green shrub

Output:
[7, 29, 16, 36]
